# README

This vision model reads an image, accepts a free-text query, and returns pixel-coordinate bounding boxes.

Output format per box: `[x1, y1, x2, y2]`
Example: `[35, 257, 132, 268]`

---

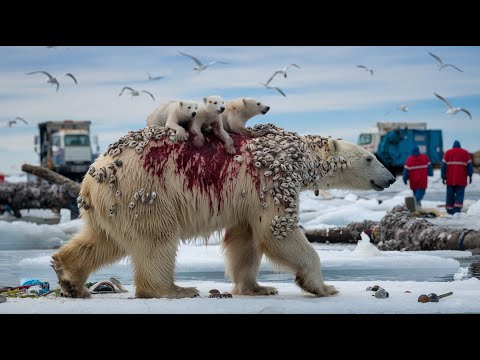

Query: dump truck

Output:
[358, 122, 443, 173]
[34, 120, 94, 182]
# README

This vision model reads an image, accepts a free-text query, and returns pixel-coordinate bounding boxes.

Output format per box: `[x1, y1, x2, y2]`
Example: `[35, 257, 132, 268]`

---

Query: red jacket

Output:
[442, 147, 472, 186]
[404, 154, 431, 190]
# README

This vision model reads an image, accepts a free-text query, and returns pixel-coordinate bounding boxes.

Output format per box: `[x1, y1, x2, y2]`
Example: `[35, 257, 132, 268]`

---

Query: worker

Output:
[441, 140, 473, 214]
[403, 145, 433, 207]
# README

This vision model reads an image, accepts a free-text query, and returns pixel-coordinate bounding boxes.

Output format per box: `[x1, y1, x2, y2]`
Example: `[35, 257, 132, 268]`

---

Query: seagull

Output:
[260, 82, 287, 97]
[357, 65, 374, 75]
[26, 71, 60, 91]
[7, 117, 28, 127]
[265, 64, 301, 85]
[428, 52, 463, 72]
[64, 73, 78, 84]
[147, 72, 164, 81]
[119, 87, 155, 101]
[178, 51, 228, 72]
[397, 105, 408, 112]
[434, 93, 472, 119]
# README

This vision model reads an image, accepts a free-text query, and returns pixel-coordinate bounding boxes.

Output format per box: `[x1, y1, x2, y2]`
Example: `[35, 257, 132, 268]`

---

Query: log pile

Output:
[0, 164, 81, 218]
[305, 205, 480, 251]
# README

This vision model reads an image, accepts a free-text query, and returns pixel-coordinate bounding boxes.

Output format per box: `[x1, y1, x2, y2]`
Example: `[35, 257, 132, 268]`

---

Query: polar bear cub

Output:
[146, 100, 198, 141]
[189, 95, 235, 154]
[222, 98, 270, 137]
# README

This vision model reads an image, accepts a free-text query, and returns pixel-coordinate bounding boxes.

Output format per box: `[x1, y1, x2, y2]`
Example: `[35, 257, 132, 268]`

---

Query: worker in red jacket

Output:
[441, 140, 474, 214]
[403, 145, 433, 207]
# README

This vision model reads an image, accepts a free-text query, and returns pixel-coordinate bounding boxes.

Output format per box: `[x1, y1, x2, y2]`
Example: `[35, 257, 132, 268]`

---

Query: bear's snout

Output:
[262, 106, 270, 114]
[191, 112, 197, 117]
[219, 107, 225, 113]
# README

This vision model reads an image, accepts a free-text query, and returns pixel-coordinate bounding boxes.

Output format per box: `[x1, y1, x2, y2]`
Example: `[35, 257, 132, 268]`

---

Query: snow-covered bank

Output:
[2, 278, 478, 314]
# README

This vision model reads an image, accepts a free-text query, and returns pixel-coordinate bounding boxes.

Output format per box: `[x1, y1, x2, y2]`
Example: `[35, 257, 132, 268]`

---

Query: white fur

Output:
[189, 95, 235, 154]
[222, 98, 270, 137]
[146, 100, 198, 141]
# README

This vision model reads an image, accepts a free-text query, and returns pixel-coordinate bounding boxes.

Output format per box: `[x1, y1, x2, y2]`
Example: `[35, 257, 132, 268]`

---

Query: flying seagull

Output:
[147, 72, 164, 81]
[7, 117, 28, 127]
[265, 64, 301, 85]
[64, 73, 78, 84]
[119, 87, 155, 101]
[178, 51, 228, 72]
[434, 93, 472, 119]
[26, 71, 60, 91]
[397, 105, 408, 112]
[357, 65, 374, 75]
[260, 82, 287, 97]
[428, 52, 463, 72]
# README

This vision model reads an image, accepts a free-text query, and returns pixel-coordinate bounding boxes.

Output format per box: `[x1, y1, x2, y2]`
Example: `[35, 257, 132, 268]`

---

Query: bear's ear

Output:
[328, 137, 338, 153]
[242, 98, 247, 105]
[203, 97, 207, 104]
[179, 101, 183, 107]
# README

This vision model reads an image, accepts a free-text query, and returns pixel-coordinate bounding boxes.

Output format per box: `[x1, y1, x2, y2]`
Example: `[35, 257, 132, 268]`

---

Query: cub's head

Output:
[239, 98, 270, 117]
[203, 95, 225, 114]
[179, 100, 198, 117]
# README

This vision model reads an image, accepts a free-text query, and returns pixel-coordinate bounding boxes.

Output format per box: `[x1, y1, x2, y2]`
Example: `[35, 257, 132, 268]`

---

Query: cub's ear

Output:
[327, 137, 338, 153]
[203, 97, 207, 104]
[242, 98, 247, 105]
[179, 101, 183, 107]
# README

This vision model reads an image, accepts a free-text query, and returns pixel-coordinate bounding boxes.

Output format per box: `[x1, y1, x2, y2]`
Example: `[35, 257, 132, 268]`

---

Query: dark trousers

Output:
[446, 185, 465, 214]
[413, 189, 426, 207]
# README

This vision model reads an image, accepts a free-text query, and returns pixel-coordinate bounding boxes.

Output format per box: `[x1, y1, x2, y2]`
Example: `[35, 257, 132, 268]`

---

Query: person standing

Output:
[403, 145, 433, 207]
[441, 140, 473, 214]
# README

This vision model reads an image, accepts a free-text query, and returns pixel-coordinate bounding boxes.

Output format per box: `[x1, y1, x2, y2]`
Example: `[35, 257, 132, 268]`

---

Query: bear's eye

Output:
[366, 157, 373, 163]
[209, 101, 212, 104]
[257, 102, 260, 106]
[214, 102, 217, 105]
[187, 106, 191, 109]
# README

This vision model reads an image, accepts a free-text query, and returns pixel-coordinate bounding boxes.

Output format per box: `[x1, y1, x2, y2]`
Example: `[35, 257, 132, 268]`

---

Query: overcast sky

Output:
[0, 46, 478, 174]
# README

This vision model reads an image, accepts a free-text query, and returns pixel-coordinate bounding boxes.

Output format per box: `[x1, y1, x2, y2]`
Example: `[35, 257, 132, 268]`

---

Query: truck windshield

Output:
[358, 134, 372, 145]
[65, 135, 90, 146]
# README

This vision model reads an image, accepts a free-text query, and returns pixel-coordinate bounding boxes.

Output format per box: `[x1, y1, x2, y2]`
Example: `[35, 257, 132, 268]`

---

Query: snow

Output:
[1, 278, 479, 314]
[1, 170, 479, 313]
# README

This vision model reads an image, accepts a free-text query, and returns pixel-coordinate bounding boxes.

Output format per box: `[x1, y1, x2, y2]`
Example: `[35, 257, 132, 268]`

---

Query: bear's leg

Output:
[132, 239, 199, 299]
[52, 227, 125, 298]
[260, 227, 338, 297]
[222, 224, 278, 295]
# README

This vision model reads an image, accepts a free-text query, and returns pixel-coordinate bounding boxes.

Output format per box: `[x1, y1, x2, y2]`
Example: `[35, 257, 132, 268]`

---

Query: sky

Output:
[0, 46, 479, 175]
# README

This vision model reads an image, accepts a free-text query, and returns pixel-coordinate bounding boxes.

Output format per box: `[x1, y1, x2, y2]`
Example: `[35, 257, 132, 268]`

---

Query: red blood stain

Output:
[143, 132, 254, 212]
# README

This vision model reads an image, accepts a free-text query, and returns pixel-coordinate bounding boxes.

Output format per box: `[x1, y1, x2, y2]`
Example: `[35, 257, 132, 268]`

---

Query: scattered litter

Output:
[0, 295, 6, 303]
[366, 285, 380, 291]
[374, 288, 389, 299]
[0, 279, 50, 298]
[87, 278, 128, 294]
[208, 289, 233, 299]
[418, 292, 453, 303]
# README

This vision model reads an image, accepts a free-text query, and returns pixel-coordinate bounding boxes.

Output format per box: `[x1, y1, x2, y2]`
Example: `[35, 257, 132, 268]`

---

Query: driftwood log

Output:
[0, 164, 81, 218]
[305, 205, 480, 251]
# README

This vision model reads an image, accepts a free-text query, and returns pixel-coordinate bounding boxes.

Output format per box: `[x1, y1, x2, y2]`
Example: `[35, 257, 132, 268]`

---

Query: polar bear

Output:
[51, 124, 395, 299]
[189, 95, 235, 154]
[146, 100, 198, 141]
[221, 98, 271, 137]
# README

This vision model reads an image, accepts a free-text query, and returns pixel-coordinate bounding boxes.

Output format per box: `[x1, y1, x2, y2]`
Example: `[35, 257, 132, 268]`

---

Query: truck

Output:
[357, 122, 443, 173]
[34, 120, 96, 182]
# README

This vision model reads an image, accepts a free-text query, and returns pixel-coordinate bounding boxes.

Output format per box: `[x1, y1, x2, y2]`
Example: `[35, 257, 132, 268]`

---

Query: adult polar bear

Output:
[52, 124, 395, 299]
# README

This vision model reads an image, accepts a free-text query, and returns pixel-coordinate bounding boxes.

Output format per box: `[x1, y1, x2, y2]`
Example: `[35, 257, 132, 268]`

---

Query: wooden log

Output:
[304, 220, 377, 243]
[21, 163, 80, 196]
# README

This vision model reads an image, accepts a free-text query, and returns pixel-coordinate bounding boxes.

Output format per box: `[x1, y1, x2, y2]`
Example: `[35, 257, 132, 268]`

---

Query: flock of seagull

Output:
[359, 51, 471, 120]
[5, 48, 474, 128]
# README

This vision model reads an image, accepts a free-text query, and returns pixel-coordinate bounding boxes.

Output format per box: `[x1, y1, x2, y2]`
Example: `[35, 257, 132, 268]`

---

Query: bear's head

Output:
[240, 98, 270, 117]
[203, 95, 225, 114]
[179, 100, 198, 118]
[321, 138, 396, 191]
